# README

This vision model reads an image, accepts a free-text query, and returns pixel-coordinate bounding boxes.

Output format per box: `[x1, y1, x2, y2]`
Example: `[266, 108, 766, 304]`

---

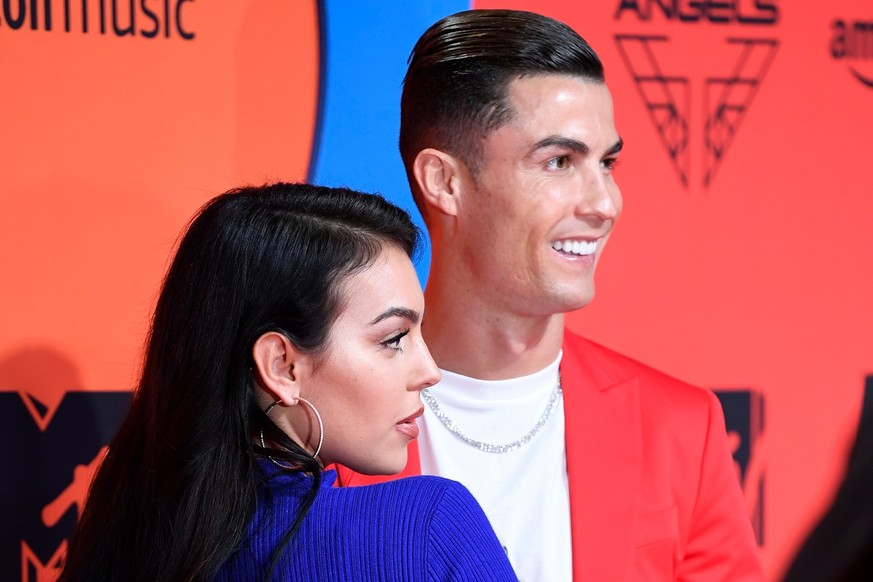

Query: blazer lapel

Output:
[562, 331, 641, 581]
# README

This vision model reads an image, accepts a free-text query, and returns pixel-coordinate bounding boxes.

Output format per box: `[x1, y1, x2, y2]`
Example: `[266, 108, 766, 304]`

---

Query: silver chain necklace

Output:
[420, 373, 563, 454]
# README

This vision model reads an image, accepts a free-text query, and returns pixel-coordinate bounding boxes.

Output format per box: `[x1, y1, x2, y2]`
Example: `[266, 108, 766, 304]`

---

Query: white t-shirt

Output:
[418, 353, 572, 582]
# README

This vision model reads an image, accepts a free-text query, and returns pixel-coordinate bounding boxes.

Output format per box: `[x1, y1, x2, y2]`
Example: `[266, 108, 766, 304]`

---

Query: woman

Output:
[60, 183, 516, 581]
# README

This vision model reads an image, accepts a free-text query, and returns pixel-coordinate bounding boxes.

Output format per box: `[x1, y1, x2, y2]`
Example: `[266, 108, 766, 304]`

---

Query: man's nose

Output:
[576, 170, 620, 222]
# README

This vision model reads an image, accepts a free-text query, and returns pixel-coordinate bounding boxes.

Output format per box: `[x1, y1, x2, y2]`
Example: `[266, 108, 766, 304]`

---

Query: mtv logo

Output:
[21, 540, 65, 582]
[0, 392, 131, 582]
[714, 389, 765, 545]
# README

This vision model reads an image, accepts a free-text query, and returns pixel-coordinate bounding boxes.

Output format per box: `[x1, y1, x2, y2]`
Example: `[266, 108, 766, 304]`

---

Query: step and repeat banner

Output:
[1, 1, 871, 580]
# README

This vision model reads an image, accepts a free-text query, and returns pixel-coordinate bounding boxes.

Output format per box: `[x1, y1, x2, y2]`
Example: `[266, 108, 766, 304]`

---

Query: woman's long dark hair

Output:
[59, 183, 418, 582]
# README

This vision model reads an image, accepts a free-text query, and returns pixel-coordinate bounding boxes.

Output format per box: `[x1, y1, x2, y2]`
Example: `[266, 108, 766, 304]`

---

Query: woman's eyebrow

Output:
[369, 306, 420, 325]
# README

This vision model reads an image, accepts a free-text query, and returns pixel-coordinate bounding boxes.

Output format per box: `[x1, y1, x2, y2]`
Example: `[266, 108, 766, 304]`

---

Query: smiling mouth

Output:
[551, 239, 597, 256]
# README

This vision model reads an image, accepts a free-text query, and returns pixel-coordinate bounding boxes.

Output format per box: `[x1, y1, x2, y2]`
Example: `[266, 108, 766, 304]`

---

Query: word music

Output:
[0, 0, 195, 39]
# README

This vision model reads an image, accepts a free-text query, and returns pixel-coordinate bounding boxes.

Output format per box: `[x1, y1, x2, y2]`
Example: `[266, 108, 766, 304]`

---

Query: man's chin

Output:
[549, 285, 596, 314]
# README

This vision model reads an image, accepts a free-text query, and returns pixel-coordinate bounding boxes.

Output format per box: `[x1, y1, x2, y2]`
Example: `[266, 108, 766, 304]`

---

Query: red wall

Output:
[478, 1, 873, 577]
[2, 1, 872, 579]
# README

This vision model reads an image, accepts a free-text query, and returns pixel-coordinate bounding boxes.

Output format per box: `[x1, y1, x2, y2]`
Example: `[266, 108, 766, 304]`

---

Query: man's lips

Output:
[551, 238, 599, 257]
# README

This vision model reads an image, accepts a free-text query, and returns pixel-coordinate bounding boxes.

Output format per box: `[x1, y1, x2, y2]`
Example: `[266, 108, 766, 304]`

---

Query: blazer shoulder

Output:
[562, 328, 714, 411]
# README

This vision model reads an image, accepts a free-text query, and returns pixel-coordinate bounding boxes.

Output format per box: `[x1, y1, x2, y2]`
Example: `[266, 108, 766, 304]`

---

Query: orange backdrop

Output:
[477, 1, 873, 578]
[1, 0, 318, 393]
[2, 1, 872, 580]
[0, 1, 318, 578]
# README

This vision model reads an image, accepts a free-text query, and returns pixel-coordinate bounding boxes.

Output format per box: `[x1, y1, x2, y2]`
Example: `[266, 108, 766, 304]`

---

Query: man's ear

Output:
[252, 332, 305, 406]
[412, 148, 468, 218]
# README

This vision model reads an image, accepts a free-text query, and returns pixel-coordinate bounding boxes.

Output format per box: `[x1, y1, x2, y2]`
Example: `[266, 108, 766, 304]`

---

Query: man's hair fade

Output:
[399, 9, 605, 214]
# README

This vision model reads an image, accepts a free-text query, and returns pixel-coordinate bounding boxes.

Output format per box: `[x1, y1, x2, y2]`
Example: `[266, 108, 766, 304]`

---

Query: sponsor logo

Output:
[0, 0, 195, 39]
[830, 19, 873, 89]
[614, 1, 779, 187]
[614, 0, 778, 24]
[0, 380, 130, 582]
[714, 389, 766, 545]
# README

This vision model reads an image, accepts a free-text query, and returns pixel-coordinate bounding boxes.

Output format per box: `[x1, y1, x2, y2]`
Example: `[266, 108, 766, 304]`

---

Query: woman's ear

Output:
[252, 332, 305, 406]
[412, 148, 468, 218]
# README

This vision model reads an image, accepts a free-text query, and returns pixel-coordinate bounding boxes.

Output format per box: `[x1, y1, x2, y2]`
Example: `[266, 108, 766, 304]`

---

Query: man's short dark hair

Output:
[399, 9, 605, 201]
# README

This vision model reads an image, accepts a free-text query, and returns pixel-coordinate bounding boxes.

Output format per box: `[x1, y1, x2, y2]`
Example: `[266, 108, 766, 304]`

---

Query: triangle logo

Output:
[704, 38, 779, 185]
[616, 34, 690, 186]
[615, 34, 778, 188]
[19, 390, 64, 432]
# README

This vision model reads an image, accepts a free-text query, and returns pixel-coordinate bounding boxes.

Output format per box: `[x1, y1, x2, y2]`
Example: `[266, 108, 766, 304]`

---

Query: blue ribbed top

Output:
[214, 465, 517, 581]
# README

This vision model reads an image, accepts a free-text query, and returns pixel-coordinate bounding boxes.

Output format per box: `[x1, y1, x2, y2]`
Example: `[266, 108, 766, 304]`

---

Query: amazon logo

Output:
[831, 19, 873, 89]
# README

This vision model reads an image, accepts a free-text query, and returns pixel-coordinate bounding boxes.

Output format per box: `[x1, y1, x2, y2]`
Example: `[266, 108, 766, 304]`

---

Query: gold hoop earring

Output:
[296, 397, 324, 458]
[259, 399, 324, 465]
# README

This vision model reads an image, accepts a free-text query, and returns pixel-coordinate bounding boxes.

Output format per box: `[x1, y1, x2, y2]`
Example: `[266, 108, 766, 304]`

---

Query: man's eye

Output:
[602, 157, 619, 172]
[547, 156, 569, 170]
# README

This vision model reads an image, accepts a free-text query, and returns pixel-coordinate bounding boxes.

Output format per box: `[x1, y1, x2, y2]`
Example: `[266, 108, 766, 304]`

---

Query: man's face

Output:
[456, 74, 623, 317]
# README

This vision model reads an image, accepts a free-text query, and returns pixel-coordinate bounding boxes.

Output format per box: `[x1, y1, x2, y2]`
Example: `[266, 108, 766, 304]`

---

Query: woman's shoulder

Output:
[325, 474, 496, 537]
[261, 469, 481, 521]
[256, 471, 517, 580]
[366, 474, 466, 493]
[369, 477, 517, 580]
[333, 474, 472, 507]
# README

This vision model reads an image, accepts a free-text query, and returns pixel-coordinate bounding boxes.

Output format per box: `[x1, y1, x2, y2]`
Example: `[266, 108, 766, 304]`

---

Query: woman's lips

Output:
[396, 421, 420, 439]
[396, 406, 424, 439]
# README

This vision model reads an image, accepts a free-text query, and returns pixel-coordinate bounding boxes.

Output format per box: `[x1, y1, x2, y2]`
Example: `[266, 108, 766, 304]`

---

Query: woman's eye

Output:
[383, 330, 409, 352]
[602, 157, 619, 172]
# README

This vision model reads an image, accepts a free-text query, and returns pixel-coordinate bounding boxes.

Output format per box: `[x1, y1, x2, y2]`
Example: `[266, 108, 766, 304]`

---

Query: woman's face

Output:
[299, 245, 440, 475]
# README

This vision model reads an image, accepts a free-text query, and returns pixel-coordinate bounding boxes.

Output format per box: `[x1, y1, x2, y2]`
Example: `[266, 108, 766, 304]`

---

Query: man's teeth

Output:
[552, 239, 597, 256]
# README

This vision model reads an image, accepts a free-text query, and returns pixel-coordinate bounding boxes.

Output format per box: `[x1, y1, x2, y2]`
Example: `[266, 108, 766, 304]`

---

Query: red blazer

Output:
[336, 329, 763, 581]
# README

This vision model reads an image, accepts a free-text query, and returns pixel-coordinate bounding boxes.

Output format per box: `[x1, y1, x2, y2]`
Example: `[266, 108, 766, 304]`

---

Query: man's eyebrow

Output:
[530, 136, 623, 156]
[531, 136, 590, 155]
[369, 307, 421, 325]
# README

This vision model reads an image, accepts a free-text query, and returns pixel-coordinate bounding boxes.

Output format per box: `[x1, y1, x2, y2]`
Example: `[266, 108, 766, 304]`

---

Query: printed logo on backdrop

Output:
[714, 389, 765, 545]
[614, 1, 780, 187]
[0, 346, 131, 582]
[831, 18, 873, 89]
[0, 391, 130, 582]
[0, 0, 195, 38]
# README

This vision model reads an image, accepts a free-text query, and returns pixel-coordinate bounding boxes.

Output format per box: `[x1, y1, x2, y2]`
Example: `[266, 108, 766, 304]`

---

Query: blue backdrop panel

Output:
[311, 0, 470, 283]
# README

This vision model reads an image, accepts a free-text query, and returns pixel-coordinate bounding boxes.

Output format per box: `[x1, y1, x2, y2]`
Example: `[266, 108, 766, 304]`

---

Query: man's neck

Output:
[422, 280, 565, 380]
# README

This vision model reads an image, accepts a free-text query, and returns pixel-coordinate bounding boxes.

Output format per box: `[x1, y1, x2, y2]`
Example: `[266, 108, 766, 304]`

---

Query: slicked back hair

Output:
[400, 9, 605, 216]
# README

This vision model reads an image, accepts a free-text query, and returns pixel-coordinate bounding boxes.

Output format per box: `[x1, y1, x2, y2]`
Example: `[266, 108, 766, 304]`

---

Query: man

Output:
[337, 9, 762, 581]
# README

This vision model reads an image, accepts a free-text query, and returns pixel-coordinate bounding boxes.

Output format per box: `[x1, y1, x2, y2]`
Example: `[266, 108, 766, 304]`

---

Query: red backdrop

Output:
[2, 1, 872, 579]
[477, 1, 873, 578]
